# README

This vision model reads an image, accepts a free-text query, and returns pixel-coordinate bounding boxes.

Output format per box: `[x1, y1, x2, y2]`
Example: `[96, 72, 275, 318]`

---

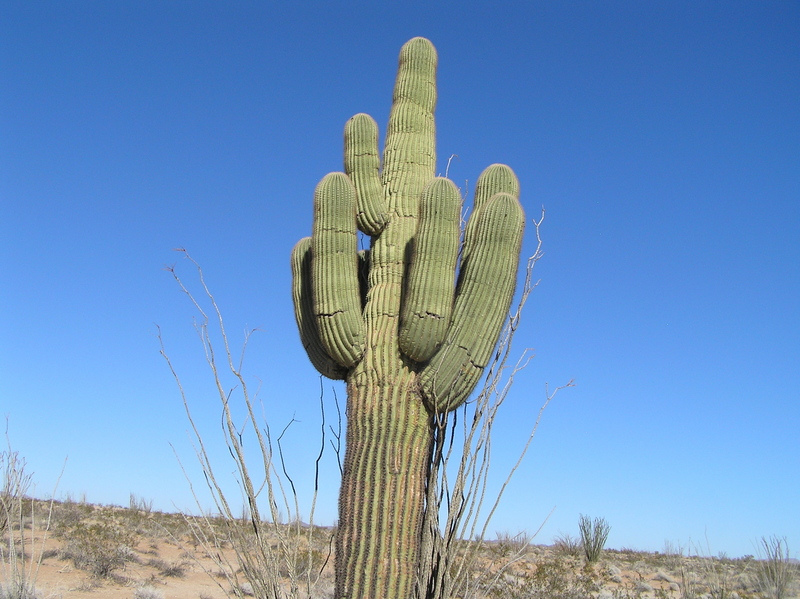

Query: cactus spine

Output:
[290, 37, 524, 599]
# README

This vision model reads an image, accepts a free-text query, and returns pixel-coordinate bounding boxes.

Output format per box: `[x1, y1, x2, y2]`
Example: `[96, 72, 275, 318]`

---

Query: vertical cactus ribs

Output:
[290, 36, 525, 599]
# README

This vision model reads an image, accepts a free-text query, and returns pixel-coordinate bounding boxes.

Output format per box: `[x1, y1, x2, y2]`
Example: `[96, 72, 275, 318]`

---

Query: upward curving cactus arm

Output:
[463, 163, 521, 263]
[311, 172, 366, 368]
[290, 237, 348, 380]
[345, 113, 388, 236]
[419, 190, 525, 412]
[474, 163, 521, 209]
[398, 177, 461, 363]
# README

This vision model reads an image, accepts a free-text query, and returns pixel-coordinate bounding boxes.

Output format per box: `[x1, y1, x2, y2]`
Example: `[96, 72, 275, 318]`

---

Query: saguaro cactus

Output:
[291, 37, 524, 599]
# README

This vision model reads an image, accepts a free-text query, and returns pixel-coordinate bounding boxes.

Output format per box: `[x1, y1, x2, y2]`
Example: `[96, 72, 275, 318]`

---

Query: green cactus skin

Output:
[290, 237, 348, 380]
[311, 172, 366, 368]
[291, 37, 524, 599]
[463, 163, 520, 264]
[474, 164, 521, 210]
[345, 114, 389, 236]
[418, 191, 525, 412]
[398, 177, 461, 363]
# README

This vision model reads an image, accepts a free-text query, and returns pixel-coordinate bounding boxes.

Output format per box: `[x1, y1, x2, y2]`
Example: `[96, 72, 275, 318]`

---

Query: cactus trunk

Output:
[335, 107, 434, 593]
[290, 37, 525, 599]
[337, 371, 431, 598]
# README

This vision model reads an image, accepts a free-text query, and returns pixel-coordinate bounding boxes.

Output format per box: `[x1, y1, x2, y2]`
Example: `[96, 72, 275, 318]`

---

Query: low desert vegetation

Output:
[579, 515, 612, 564]
[1, 434, 59, 599]
[1, 491, 797, 598]
[756, 536, 796, 599]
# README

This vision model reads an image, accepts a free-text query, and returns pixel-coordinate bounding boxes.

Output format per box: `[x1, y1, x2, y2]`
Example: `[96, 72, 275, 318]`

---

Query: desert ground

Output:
[1, 498, 797, 599]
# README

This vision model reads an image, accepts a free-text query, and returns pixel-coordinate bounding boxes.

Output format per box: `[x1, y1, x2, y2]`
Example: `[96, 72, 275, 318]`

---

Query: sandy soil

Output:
[2, 500, 795, 599]
[11, 532, 236, 599]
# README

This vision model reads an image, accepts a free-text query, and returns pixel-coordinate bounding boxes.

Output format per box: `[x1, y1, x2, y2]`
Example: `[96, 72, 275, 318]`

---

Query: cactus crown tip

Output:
[404, 36, 433, 46]
[400, 36, 437, 61]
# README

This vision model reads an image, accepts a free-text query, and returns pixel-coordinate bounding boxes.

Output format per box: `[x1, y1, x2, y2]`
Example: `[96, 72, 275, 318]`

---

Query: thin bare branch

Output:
[160, 252, 334, 599]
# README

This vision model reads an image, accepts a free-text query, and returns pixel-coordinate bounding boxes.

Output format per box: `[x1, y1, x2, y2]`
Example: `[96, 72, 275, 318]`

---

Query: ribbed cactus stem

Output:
[345, 114, 388, 236]
[399, 177, 461, 362]
[474, 164, 521, 210]
[382, 37, 437, 214]
[463, 163, 521, 263]
[335, 38, 438, 599]
[290, 237, 348, 380]
[290, 37, 525, 599]
[311, 172, 366, 368]
[337, 374, 431, 598]
[419, 192, 525, 412]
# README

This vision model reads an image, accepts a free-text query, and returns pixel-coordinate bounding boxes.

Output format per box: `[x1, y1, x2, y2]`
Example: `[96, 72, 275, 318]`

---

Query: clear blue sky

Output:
[2, 2, 798, 559]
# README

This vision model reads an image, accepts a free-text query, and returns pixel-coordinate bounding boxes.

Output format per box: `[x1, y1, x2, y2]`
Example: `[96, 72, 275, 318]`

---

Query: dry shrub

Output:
[58, 520, 137, 578]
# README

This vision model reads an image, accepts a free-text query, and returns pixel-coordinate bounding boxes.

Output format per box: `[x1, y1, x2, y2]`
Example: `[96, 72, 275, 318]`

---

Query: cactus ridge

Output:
[311, 172, 366, 367]
[393, 37, 437, 110]
[382, 38, 437, 216]
[419, 191, 525, 412]
[290, 237, 348, 380]
[345, 114, 388, 236]
[474, 164, 521, 211]
[464, 163, 521, 265]
[399, 177, 461, 362]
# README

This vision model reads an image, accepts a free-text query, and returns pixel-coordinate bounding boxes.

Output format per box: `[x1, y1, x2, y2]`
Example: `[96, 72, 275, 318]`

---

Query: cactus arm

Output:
[311, 172, 366, 368]
[419, 192, 525, 412]
[463, 163, 521, 263]
[473, 163, 521, 211]
[398, 177, 461, 362]
[345, 114, 388, 236]
[290, 237, 348, 380]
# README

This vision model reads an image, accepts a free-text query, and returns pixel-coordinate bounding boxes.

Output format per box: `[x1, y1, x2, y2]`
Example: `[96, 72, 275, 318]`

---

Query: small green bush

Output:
[59, 520, 136, 578]
[756, 536, 797, 599]
[553, 532, 582, 557]
[578, 515, 610, 563]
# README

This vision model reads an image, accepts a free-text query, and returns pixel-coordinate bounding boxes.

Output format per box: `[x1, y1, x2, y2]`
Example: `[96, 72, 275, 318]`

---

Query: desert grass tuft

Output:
[578, 515, 611, 563]
[756, 536, 797, 599]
